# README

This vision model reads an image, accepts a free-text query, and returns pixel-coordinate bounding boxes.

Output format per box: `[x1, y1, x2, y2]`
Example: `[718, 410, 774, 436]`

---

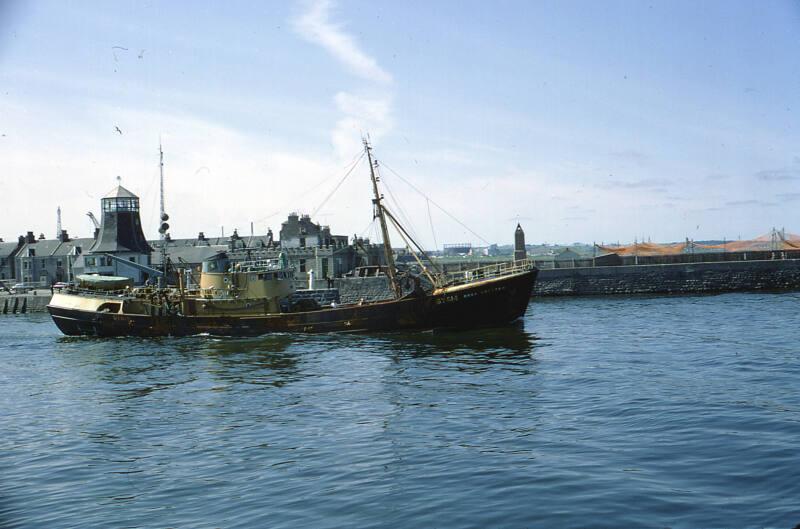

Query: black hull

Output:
[48, 270, 537, 337]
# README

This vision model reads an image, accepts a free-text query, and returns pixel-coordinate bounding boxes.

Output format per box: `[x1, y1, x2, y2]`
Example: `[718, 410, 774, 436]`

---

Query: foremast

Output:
[364, 139, 403, 299]
[159, 140, 166, 241]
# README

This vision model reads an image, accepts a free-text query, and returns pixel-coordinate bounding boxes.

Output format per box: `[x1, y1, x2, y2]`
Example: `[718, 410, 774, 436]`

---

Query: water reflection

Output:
[54, 333, 304, 400]
[53, 324, 537, 393]
[189, 334, 301, 387]
[371, 322, 539, 367]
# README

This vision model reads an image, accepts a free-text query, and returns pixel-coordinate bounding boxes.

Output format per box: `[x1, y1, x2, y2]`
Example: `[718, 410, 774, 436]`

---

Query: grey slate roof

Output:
[0, 242, 20, 259]
[16, 238, 95, 258]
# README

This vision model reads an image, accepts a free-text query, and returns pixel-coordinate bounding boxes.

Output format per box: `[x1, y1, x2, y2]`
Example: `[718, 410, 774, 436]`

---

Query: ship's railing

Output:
[62, 286, 132, 298]
[233, 259, 286, 273]
[440, 259, 535, 287]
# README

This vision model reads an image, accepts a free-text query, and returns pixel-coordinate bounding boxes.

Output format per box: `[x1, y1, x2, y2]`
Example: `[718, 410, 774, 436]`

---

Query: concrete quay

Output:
[0, 292, 52, 314]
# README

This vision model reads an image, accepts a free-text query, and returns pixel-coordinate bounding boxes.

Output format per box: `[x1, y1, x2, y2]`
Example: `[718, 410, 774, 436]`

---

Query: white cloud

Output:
[293, 0, 392, 84]
[293, 1, 394, 164]
[331, 91, 393, 161]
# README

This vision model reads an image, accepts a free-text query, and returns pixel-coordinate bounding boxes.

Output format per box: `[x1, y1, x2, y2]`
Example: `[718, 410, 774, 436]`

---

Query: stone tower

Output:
[90, 184, 152, 255]
[514, 223, 526, 261]
[85, 183, 153, 282]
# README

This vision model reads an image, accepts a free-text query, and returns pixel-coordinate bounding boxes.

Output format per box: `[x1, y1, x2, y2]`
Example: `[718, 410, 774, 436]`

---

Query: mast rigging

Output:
[364, 138, 402, 299]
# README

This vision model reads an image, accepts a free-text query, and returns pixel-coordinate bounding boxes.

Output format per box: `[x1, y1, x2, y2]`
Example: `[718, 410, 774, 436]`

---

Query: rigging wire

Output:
[310, 152, 365, 219]
[252, 150, 365, 225]
[426, 198, 439, 251]
[379, 161, 492, 246]
[383, 206, 443, 276]
[358, 217, 376, 239]
[379, 169, 424, 249]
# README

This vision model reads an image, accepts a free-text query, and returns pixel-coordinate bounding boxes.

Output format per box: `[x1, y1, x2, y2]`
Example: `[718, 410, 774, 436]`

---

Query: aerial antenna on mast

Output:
[56, 206, 62, 239]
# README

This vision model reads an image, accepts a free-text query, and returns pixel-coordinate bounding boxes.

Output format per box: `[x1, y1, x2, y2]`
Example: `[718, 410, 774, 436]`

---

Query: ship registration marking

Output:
[435, 286, 506, 304]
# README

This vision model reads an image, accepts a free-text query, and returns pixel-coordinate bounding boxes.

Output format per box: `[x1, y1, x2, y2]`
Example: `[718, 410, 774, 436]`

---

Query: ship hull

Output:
[48, 270, 537, 337]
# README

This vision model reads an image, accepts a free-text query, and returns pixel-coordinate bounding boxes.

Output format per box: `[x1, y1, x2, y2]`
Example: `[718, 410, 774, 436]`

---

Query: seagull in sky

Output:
[115, 126, 123, 135]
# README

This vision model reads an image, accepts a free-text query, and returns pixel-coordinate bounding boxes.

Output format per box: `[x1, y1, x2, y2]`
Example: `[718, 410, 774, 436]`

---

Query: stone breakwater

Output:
[534, 258, 800, 296]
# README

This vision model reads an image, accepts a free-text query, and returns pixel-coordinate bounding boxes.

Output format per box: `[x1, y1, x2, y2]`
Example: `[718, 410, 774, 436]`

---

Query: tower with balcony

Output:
[84, 183, 153, 283]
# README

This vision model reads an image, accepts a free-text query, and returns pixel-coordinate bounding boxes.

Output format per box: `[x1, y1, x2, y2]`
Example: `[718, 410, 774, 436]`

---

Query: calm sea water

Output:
[1, 292, 799, 529]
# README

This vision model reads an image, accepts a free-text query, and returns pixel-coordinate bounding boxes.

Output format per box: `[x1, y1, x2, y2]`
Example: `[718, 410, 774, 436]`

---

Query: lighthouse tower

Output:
[84, 181, 153, 283]
[514, 223, 527, 261]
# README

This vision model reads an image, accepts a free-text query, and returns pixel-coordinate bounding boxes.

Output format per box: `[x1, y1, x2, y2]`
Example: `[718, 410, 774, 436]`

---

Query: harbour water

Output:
[1, 292, 799, 528]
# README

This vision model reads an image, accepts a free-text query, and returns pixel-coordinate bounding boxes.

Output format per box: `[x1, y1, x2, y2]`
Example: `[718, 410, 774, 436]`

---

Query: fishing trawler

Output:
[47, 141, 537, 337]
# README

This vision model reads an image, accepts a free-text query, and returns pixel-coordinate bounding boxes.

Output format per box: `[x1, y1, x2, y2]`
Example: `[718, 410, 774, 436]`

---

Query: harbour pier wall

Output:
[1, 294, 52, 314]
[534, 258, 800, 296]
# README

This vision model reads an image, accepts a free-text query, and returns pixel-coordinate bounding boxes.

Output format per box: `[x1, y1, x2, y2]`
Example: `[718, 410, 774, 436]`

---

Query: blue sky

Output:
[1, 0, 798, 246]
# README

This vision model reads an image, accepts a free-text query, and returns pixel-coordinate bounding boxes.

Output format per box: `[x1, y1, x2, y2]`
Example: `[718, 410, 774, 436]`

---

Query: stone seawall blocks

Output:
[534, 259, 800, 297]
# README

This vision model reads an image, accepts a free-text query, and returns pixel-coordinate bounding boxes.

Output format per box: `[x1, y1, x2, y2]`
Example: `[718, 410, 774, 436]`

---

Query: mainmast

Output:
[159, 140, 166, 241]
[157, 140, 171, 287]
[364, 139, 402, 298]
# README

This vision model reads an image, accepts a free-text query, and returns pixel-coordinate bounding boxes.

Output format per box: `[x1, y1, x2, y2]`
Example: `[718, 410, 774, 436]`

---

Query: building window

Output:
[103, 197, 140, 212]
[23, 261, 29, 270]
[299, 259, 306, 273]
[299, 237, 306, 248]
[85, 257, 96, 267]
[56, 260, 63, 268]
[322, 258, 329, 278]
[129, 256, 137, 263]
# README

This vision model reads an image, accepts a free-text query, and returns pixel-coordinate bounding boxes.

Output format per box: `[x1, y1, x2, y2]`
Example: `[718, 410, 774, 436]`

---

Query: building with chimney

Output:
[14, 230, 93, 285]
[0, 237, 25, 282]
[149, 213, 383, 287]
[279, 213, 348, 250]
